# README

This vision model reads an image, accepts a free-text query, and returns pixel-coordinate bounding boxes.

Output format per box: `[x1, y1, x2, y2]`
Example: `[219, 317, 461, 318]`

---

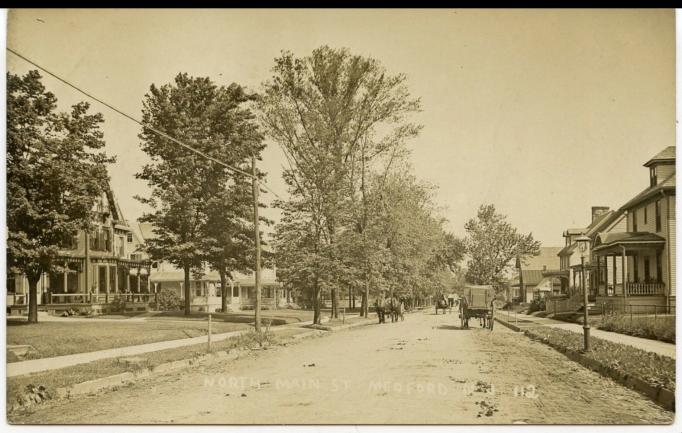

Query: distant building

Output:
[138, 223, 283, 312]
[509, 247, 562, 302]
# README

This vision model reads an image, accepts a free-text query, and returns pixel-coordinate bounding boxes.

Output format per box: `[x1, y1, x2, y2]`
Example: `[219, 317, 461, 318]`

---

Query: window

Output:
[644, 257, 651, 282]
[650, 167, 657, 187]
[127, 232, 133, 243]
[7, 276, 16, 294]
[655, 200, 662, 232]
[644, 206, 648, 224]
[632, 210, 638, 232]
[656, 252, 663, 283]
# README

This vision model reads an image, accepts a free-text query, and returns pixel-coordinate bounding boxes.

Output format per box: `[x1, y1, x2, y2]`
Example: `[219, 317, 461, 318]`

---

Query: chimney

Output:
[591, 206, 610, 222]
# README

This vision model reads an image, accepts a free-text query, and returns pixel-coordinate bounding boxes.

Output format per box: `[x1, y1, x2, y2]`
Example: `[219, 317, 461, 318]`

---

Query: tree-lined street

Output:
[11, 312, 673, 424]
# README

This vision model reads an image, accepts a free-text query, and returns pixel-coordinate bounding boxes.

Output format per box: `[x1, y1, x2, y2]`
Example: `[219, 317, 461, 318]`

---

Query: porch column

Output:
[114, 265, 119, 294]
[612, 255, 617, 295]
[229, 280, 234, 304]
[105, 265, 110, 294]
[63, 261, 68, 294]
[147, 269, 151, 293]
[621, 247, 628, 298]
[137, 268, 141, 292]
[594, 256, 601, 295]
[126, 270, 131, 292]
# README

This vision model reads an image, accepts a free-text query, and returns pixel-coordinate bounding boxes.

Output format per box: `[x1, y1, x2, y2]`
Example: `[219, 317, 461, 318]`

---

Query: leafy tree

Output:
[463, 204, 541, 286]
[7, 70, 114, 322]
[260, 46, 421, 319]
[136, 74, 265, 316]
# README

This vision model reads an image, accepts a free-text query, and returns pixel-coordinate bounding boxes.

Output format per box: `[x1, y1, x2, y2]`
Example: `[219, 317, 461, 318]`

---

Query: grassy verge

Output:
[548, 312, 675, 344]
[526, 327, 675, 391]
[7, 328, 307, 411]
[7, 320, 249, 359]
[596, 314, 675, 344]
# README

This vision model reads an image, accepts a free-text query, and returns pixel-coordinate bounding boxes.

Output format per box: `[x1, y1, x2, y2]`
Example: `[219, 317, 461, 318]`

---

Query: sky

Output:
[6, 9, 676, 247]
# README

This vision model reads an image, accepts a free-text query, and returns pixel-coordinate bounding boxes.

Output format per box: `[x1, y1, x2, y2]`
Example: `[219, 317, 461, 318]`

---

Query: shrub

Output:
[109, 296, 127, 313]
[527, 298, 546, 314]
[156, 289, 183, 311]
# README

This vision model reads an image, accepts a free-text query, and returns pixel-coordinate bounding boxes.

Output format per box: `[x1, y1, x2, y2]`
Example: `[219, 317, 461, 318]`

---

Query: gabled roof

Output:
[523, 247, 561, 269]
[138, 222, 158, 240]
[619, 172, 675, 211]
[509, 270, 546, 286]
[643, 146, 675, 167]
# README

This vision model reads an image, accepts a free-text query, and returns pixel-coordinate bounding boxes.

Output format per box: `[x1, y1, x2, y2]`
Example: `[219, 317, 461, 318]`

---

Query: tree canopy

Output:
[7, 70, 114, 322]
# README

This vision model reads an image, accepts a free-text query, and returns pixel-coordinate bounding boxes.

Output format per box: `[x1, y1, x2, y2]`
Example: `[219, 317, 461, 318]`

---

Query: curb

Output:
[523, 328, 675, 412]
[307, 319, 376, 332]
[494, 317, 523, 332]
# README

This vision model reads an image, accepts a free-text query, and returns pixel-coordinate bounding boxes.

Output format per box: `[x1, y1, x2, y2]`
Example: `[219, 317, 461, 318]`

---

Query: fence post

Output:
[207, 313, 212, 353]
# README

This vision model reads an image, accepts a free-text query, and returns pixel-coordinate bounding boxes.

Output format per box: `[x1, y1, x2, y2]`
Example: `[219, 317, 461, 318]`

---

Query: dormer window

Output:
[650, 167, 657, 187]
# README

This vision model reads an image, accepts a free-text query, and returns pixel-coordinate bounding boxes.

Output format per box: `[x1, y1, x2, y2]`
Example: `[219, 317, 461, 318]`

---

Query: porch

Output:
[591, 231, 667, 298]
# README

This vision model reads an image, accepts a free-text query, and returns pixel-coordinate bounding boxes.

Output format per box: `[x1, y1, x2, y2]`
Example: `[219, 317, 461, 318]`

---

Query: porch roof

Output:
[542, 269, 569, 279]
[592, 232, 665, 255]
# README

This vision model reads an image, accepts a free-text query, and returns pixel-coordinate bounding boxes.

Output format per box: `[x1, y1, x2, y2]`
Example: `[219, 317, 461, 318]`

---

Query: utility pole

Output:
[252, 156, 262, 333]
[516, 256, 524, 304]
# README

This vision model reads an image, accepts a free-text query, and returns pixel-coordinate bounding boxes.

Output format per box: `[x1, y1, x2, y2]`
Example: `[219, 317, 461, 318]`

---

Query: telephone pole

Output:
[252, 156, 262, 333]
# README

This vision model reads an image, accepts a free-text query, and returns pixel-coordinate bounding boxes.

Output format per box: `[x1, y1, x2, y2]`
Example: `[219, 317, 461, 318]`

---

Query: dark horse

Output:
[435, 295, 451, 314]
[387, 297, 405, 322]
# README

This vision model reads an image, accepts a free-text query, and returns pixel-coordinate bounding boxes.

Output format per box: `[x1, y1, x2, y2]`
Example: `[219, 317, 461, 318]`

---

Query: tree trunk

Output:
[27, 274, 40, 323]
[331, 287, 338, 319]
[183, 263, 191, 316]
[220, 269, 228, 313]
[313, 282, 321, 325]
[363, 286, 369, 317]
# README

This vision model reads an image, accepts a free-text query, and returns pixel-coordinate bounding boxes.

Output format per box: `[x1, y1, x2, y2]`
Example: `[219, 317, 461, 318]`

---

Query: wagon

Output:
[459, 284, 495, 330]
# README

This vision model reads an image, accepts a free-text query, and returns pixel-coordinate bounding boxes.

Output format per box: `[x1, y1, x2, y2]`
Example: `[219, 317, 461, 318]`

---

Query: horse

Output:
[387, 297, 405, 322]
[435, 295, 450, 314]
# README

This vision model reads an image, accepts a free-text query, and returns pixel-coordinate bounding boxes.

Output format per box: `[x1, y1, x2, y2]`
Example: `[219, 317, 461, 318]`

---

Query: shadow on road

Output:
[436, 324, 469, 331]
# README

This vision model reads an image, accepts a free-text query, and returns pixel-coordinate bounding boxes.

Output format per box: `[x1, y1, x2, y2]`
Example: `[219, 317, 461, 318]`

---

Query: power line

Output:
[7, 47, 282, 199]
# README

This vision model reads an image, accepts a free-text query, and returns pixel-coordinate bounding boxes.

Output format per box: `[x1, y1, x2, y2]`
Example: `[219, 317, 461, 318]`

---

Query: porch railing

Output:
[626, 282, 665, 296]
[50, 293, 153, 304]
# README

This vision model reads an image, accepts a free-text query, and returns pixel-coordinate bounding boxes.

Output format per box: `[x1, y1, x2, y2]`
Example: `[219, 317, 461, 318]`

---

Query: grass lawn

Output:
[527, 327, 675, 391]
[597, 314, 675, 344]
[7, 319, 250, 360]
[7, 328, 309, 415]
[549, 312, 675, 344]
[147, 308, 314, 325]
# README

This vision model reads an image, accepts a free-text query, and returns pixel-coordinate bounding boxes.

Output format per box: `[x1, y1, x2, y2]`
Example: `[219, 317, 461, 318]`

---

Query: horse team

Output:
[374, 296, 405, 324]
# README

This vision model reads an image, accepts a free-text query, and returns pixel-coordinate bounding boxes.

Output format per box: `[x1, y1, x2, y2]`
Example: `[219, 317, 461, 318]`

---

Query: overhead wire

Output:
[6, 47, 282, 199]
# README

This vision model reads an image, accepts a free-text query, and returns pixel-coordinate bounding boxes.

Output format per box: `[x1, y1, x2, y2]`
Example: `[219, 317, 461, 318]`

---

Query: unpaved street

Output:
[12, 311, 673, 424]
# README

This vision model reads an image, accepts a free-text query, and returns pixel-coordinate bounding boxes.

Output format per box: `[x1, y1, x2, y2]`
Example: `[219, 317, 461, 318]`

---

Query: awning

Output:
[592, 232, 665, 256]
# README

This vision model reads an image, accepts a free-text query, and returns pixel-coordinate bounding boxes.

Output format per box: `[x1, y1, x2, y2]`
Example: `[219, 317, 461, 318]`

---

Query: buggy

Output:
[459, 284, 495, 330]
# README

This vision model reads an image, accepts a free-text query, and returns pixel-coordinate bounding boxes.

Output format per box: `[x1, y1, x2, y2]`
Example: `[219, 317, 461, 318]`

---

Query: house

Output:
[553, 206, 626, 299]
[7, 189, 152, 315]
[139, 223, 283, 312]
[509, 247, 562, 302]
[591, 146, 676, 312]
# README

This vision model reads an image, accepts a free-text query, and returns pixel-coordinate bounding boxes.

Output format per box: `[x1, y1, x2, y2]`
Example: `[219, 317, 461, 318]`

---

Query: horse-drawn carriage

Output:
[459, 284, 495, 330]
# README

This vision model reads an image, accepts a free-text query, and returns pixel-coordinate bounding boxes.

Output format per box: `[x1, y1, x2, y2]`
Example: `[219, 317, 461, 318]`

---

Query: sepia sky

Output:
[6, 9, 676, 247]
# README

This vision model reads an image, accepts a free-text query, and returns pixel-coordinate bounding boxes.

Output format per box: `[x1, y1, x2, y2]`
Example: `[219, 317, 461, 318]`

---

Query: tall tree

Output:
[463, 204, 541, 286]
[136, 74, 265, 316]
[7, 70, 114, 322]
[259, 46, 421, 320]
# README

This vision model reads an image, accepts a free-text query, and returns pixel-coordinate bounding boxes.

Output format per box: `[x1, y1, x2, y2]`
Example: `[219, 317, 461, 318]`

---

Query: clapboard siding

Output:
[668, 195, 676, 297]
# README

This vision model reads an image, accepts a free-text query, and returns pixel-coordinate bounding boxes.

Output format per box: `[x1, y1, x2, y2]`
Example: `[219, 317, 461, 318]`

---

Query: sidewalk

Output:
[496, 310, 676, 359]
[7, 316, 334, 378]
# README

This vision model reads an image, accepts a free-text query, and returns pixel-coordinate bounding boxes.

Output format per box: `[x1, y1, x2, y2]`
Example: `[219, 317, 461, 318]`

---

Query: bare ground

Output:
[9, 310, 674, 425]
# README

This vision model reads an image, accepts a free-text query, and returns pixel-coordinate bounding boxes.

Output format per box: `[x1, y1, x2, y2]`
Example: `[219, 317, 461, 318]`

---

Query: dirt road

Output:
[11, 310, 673, 424]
